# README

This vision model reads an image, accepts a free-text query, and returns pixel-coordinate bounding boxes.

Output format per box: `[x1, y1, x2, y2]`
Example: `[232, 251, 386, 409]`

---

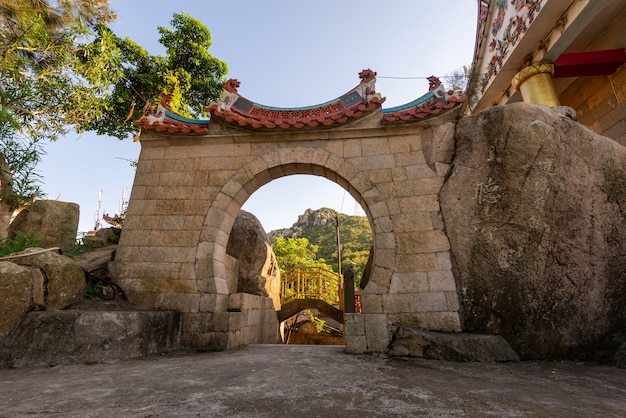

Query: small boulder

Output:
[94, 227, 121, 245]
[73, 245, 117, 273]
[298, 321, 318, 335]
[389, 325, 520, 363]
[81, 235, 106, 248]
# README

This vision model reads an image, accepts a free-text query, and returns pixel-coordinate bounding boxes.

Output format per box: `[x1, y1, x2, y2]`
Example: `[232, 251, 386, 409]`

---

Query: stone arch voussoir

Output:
[196, 148, 395, 301]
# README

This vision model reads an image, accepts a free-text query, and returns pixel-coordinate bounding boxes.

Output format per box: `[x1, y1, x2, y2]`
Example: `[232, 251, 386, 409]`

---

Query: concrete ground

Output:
[0, 344, 625, 417]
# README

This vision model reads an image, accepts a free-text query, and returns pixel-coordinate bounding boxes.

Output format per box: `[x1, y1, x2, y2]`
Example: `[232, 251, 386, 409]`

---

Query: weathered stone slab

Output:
[73, 245, 117, 272]
[226, 293, 280, 347]
[0, 300, 181, 368]
[364, 313, 390, 353]
[389, 325, 520, 362]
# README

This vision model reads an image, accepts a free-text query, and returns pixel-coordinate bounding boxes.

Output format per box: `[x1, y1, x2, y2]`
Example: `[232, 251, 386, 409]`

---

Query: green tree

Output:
[296, 209, 372, 285]
[272, 236, 332, 273]
[84, 12, 228, 139]
[0, 0, 118, 138]
[0, 4, 228, 236]
[273, 236, 338, 306]
[0, 0, 117, 235]
[336, 214, 372, 286]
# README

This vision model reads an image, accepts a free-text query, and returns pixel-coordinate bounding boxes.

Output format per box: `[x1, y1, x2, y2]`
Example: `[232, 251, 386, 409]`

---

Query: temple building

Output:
[469, 0, 625, 145]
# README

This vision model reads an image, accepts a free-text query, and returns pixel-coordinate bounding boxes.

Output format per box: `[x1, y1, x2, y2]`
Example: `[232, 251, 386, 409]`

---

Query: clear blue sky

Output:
[39, 0, 477, 233]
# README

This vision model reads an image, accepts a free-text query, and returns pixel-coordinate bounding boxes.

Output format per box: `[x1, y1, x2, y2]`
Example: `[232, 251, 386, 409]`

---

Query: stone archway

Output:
[197, 153, 381, 307]
[110, 74, 466, 352]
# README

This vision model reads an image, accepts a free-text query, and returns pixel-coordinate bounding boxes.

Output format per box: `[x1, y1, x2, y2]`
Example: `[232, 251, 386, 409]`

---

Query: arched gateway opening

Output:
[110, 72, 466, 353]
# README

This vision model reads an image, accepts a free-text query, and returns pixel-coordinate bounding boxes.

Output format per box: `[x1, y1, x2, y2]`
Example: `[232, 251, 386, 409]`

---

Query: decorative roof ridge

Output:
[382, 76, 467, 124]
[134, 72, 467, 135]
[206, 69, 386, 131]
[134, 95, 210, 134]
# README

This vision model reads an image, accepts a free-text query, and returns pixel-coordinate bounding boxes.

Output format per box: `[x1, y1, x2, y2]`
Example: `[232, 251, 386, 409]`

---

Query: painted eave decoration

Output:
[468, 0, 549, 111]
[469, 0, 626, 112]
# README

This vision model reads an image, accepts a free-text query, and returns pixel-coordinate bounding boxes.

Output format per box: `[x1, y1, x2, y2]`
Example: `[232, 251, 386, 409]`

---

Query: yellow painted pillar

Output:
[512, 63, 560, 106]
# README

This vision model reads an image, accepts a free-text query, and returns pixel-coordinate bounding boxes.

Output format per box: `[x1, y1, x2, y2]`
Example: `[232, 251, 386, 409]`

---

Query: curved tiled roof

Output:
[206, 69, 385, 131]
[382, 77, 467, 123]
[135, 71, 466, 134]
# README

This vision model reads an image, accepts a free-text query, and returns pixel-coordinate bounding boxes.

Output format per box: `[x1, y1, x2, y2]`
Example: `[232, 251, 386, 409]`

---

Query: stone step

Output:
[0, 300, 181, 368]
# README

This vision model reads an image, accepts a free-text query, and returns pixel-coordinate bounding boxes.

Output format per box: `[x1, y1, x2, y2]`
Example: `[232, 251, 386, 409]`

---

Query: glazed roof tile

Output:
[135, 71, 466, 135]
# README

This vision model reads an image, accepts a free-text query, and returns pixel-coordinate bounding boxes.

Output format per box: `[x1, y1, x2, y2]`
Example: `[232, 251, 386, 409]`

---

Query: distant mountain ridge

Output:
[268, 208, 338, 241]
[268, 208, 372, 282]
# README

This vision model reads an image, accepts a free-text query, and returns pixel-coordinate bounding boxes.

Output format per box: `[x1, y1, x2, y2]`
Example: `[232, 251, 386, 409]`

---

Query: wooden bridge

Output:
[277, 266, 344, 324]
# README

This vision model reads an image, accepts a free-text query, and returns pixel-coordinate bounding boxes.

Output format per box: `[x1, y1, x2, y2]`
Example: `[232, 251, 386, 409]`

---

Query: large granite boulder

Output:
[226, 210, 281, 310]
[9, 200, 79, 250]
[441, 103, 626, 361]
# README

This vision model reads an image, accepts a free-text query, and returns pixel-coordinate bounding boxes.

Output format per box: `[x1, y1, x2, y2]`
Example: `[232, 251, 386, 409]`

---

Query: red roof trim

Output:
[554, 49, 626, 78]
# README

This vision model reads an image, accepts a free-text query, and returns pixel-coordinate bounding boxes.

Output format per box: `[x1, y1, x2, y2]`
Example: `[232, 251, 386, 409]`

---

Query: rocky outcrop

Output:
[441, 103, 626, 361]
[267, 207, 337, 241]
[226, 210, 281, 310]
[8, 200, 79, 250]
[0, 247, 179, 368]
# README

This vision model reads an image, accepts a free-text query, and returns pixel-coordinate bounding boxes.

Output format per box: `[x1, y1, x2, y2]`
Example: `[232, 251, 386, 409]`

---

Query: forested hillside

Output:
[268, 208, 372, 285]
